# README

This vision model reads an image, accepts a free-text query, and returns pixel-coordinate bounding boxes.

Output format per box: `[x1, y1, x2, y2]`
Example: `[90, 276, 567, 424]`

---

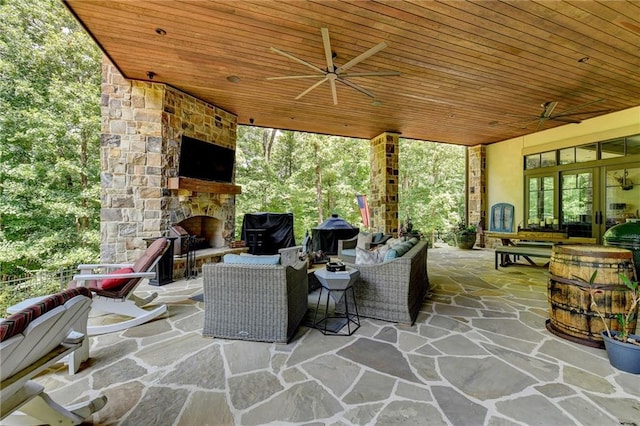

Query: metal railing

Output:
[0, 268, 76, 315]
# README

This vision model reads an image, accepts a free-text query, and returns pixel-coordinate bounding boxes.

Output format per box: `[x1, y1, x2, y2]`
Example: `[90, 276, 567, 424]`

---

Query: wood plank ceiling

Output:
[64, 0, 640, 146]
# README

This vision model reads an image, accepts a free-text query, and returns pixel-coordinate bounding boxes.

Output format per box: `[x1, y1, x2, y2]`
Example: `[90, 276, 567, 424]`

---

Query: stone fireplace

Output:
[100, 59, 239, 266]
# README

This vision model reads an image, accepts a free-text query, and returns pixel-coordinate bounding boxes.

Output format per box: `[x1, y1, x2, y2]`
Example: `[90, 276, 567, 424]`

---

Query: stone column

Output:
[369, 132, 400, 235]
[467, 145, 487, 247]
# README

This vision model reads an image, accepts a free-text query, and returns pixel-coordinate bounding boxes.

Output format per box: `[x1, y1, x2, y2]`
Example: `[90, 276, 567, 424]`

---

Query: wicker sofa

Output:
[338, 240, 429, 324]
[202, 260, 308, 343]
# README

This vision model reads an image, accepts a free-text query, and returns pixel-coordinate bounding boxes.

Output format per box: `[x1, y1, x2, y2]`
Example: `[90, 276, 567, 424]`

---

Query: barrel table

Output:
[546, 245, 638, 348]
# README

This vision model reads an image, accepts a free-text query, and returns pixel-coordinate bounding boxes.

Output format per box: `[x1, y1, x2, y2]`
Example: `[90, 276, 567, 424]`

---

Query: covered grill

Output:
[312, 214, 359, 255]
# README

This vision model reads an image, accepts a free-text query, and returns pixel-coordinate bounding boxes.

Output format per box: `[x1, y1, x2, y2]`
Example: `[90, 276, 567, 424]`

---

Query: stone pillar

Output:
[369, 132, 400, 235]
[467, 145, 487, 247]
[101, 58, 237, 263]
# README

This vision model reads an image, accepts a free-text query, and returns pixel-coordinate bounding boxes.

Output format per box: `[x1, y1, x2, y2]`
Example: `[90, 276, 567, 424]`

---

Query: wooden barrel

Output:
[546, 245, 638, 348]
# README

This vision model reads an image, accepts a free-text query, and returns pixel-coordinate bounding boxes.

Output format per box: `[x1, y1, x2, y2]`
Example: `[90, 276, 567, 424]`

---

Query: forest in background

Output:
[0, 0, 465, 279]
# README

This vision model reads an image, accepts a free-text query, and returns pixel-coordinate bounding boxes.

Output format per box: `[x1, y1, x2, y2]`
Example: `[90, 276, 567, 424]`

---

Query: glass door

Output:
[602, 165, 640, 234]
[560, 169, 598, 238]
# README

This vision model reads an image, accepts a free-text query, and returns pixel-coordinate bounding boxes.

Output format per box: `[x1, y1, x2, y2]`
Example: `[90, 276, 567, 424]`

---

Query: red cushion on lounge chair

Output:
[99, 267, 134, 290]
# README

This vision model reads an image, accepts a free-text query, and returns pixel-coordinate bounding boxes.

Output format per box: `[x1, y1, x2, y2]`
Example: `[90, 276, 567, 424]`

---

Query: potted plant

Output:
[454, 222, 477, 250]
[589, 273, 640, 374]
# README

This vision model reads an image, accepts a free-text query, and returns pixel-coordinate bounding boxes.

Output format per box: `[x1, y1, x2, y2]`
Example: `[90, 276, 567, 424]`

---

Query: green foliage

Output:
[399, 140, 466, 235]
[0, 0, 102, 276]
[235, 127, 465, 244]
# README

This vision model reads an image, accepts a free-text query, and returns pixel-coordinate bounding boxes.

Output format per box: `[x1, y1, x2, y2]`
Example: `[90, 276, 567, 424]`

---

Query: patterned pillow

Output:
[355, 244, 390, 265]
[355, 247, 377, 264]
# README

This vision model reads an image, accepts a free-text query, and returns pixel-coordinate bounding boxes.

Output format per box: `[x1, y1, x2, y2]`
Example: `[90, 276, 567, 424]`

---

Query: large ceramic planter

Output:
[456, 233, 476, 250]
[601, 331, 640, 374]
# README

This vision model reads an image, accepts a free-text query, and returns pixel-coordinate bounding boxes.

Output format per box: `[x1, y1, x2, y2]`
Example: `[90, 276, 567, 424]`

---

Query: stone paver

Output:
[29, 246, 640, 425]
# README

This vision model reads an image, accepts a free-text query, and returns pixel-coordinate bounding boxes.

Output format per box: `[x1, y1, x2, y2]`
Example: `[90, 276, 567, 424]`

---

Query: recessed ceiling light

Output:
[146, 71, 155, 80]
[371, 100, 382, 106]
[227, 75, 241, 83]
[578, 56, 590, 63]
[155, 28, 167, 36]
[489, 120, 499, 126]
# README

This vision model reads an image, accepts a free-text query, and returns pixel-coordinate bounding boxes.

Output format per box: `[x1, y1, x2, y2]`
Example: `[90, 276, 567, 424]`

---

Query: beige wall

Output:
[487, 106, 640, 229]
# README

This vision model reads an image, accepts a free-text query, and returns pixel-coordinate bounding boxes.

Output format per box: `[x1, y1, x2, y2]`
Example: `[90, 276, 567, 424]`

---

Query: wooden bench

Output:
[495, 245, 552, 269]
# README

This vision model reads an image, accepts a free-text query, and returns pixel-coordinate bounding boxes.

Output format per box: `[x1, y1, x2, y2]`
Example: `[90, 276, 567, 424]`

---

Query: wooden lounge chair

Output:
[1, 288, 107, 425]
[70, 237, 171, 335]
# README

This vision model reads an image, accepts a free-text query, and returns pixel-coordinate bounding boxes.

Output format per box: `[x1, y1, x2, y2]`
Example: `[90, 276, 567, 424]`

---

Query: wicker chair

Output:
[202, 260, 308, 343]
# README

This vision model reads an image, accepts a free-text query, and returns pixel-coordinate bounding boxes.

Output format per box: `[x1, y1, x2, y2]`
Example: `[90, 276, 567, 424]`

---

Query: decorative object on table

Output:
[546, 244, 637, 348]
[604, 218, 640, 279]
[326, 261, 346, 272]
[454, 221, 477, 250]
[588, 273, 640, 374]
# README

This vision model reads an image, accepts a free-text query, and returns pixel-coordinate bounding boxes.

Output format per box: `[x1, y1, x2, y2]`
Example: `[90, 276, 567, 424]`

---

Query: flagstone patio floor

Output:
[36, 245, 639, 425]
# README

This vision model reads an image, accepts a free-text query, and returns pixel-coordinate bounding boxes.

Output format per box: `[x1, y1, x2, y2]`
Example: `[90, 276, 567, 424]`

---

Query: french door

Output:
[560, 168, 598, 239]
[559, 163, 639, 242]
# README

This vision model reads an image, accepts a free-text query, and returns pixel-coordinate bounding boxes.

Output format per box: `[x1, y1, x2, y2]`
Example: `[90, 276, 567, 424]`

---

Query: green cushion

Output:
[223, 254, 281, 265]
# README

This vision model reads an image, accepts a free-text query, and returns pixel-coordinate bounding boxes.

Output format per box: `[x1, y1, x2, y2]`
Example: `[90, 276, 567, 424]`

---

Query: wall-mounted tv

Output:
[178, 136, 235, 183]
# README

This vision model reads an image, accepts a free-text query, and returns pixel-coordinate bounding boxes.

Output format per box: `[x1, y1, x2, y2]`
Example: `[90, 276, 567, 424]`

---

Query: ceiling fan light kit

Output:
[267, 27, 400, 105]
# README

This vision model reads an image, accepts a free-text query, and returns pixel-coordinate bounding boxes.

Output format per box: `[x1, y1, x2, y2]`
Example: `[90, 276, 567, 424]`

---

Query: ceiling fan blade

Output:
[270, 47, 325, 73]
[329, 79, 338, 105]
[294, 77, 328, 100]
[550, 117, 582, 124]
[542, 101, 558, 118]
[266, 75, 326, 80]
[336, 41, 388, 74]
[337, 77, 375, 98]
[321, 28, 335, 73]
[557, 98, 605, 115]
[340, 71, 401, 78]
[551, 109, 611, 118]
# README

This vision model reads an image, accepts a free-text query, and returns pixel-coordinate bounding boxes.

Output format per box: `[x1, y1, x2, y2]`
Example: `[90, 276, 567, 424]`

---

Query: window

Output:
[527, 175, 554, 227]
[524, 134, 639, 169]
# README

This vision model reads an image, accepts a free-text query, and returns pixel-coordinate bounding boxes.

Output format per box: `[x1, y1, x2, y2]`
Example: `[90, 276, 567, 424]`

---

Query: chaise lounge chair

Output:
[1, 288, 107, 425]
[70, 237, 171, 335]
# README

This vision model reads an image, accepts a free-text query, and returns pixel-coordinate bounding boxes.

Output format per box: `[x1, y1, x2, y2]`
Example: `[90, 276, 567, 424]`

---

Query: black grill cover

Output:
[241, 212, 296, 255]
[312, 214, 359, 255]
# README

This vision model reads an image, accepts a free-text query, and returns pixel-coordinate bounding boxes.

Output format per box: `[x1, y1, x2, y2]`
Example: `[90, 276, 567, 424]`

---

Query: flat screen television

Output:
[178, 136, 235, 183]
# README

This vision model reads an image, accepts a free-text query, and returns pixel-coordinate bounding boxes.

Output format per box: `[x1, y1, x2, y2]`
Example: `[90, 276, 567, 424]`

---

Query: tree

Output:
[398, 140, 466, 236]
[0, 0, 102, 276]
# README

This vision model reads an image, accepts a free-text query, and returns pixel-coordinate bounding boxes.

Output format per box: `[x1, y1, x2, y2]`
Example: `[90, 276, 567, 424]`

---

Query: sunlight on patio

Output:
[34, 246, 639, 425]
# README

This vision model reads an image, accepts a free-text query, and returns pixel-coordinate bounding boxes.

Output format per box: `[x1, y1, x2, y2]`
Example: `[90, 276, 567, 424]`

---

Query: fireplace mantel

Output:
[168, 177, 242, 195]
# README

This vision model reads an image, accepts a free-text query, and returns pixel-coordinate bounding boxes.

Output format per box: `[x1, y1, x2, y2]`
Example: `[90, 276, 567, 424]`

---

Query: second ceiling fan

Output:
[267, 28, 400, 105]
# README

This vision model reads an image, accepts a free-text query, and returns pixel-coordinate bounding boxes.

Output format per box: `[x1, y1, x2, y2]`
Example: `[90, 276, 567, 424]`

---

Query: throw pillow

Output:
[357, 232, 373, 249]
[375, 244, 390, 262]
[355, 247, 378, 264]
[100, 267, 135, 290]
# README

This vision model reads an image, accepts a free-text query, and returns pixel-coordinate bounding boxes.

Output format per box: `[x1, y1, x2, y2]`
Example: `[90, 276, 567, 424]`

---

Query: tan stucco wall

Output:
[487, 106, 640, 229]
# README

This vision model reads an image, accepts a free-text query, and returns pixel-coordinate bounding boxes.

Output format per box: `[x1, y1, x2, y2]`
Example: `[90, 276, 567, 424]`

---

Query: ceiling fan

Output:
[267, 28, 400, 105]
[505, 99, 611, 131]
